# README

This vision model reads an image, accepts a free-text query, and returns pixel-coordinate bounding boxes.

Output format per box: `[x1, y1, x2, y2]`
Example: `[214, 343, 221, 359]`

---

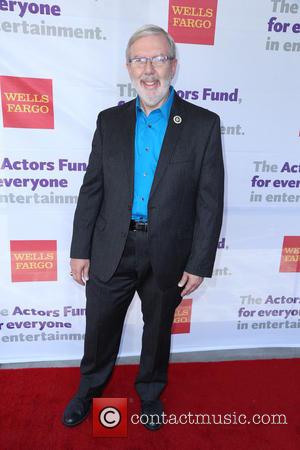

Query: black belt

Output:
[130, 219, 148, 232]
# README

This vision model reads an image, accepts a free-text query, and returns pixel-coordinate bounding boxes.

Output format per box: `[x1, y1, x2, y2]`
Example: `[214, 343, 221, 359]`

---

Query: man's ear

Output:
[126, 62, 132, 76]
[171, 59, 178, 78]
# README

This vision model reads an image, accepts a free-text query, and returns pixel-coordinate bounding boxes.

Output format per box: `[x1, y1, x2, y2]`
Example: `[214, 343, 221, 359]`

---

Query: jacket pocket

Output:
[176, 227, 194, 239]
[169, 159, 193, 164]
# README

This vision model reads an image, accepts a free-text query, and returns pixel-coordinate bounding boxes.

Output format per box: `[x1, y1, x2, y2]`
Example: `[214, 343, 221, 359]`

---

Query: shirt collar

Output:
[136, 86, 175, 120]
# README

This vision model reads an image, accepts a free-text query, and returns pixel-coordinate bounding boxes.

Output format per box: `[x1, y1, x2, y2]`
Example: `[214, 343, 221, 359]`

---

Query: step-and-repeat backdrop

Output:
[0, 0, 299, 363]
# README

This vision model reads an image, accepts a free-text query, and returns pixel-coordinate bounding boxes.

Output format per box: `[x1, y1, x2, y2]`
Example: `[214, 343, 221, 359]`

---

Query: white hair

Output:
[126, 24, 176, 61]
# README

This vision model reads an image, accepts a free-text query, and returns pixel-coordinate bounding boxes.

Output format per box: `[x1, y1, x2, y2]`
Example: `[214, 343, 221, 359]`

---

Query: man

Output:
[62, 24, 224, 431]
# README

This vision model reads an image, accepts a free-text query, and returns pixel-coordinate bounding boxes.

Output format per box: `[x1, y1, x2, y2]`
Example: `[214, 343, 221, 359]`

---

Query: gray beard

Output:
[131, 76, 172, 107]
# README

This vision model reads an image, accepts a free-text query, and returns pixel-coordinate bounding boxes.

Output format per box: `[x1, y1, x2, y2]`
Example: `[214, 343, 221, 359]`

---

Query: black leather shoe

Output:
[62, 397, 91, 427]
[140, 400, 164, 431]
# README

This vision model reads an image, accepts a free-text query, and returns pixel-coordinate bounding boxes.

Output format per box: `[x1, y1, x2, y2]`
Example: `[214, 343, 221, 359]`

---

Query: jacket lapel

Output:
[119, 99, 136, 203]
[149, 93, 186, 201]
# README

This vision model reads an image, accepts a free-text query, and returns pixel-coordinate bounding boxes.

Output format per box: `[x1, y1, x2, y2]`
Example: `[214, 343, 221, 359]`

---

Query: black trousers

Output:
[77, 229, 183, 402]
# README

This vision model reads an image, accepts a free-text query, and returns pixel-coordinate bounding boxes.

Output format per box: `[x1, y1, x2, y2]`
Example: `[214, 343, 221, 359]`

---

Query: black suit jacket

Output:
[70, 92, 224, 291]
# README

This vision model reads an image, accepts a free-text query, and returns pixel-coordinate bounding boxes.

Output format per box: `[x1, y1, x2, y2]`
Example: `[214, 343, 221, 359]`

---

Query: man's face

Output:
[127, 34, 177, 111]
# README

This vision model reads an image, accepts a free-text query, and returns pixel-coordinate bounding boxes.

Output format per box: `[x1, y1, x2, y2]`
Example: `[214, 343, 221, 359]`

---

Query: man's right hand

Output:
[70, 258, 90, 286]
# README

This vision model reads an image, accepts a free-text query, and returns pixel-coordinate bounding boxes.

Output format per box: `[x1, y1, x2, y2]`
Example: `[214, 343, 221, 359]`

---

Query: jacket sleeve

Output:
[70, 113, 104, 259]
[184, 115, 224, 277]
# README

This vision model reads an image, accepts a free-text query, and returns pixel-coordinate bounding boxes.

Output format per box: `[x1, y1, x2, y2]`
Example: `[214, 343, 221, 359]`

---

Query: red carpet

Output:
[1, 359, 299, 450]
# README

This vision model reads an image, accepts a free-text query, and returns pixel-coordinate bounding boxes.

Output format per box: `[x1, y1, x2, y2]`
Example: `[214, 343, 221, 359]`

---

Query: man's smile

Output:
[141, 79, 160, 90]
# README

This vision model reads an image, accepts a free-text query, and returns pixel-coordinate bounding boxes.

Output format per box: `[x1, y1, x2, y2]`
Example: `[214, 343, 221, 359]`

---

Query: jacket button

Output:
[121, 232, 126, 237]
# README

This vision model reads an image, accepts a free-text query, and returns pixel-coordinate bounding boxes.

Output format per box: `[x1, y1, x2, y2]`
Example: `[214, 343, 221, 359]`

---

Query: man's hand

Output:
[178, 271, 203, 297]
[70, 258, 90, 286]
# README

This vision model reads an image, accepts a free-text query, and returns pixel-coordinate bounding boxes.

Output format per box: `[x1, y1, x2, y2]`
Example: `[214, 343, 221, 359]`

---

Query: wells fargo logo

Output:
[171, 298, 192, 334]
[0, 76, 54, 129]
[279, 236, 300, 272]
[10, 240, 57, 282]
[168, 0, 218, 45]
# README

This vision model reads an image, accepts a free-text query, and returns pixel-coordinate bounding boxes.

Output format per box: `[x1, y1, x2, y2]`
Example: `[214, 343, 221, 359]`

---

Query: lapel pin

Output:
[173, 115, 182, 124]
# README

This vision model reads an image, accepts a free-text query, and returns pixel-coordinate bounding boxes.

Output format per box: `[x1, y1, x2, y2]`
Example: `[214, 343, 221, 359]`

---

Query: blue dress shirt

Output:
[131, 86, 175, 222]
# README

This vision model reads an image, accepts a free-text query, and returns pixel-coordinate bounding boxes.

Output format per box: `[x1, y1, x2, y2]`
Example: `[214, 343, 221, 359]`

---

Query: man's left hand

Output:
[178, 271, 203, 297]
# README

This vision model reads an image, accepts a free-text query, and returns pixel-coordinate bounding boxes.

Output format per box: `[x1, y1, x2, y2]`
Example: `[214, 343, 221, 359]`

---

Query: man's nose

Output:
[143, 59, 155, 75]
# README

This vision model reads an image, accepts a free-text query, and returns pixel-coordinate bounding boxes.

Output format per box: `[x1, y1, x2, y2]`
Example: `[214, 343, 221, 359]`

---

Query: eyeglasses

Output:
[128, 55, 175, 67]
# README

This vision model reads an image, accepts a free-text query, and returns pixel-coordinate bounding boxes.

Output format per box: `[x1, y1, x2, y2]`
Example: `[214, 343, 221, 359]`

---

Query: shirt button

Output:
[143, 172, 147, 177]
[145, 148, 149, 152]
[148, 124, 152, 128]
[141, 197, 144, 201]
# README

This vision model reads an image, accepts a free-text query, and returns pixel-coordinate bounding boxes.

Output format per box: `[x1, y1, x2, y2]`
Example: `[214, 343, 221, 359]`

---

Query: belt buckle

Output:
[136, 221, 147, 232]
